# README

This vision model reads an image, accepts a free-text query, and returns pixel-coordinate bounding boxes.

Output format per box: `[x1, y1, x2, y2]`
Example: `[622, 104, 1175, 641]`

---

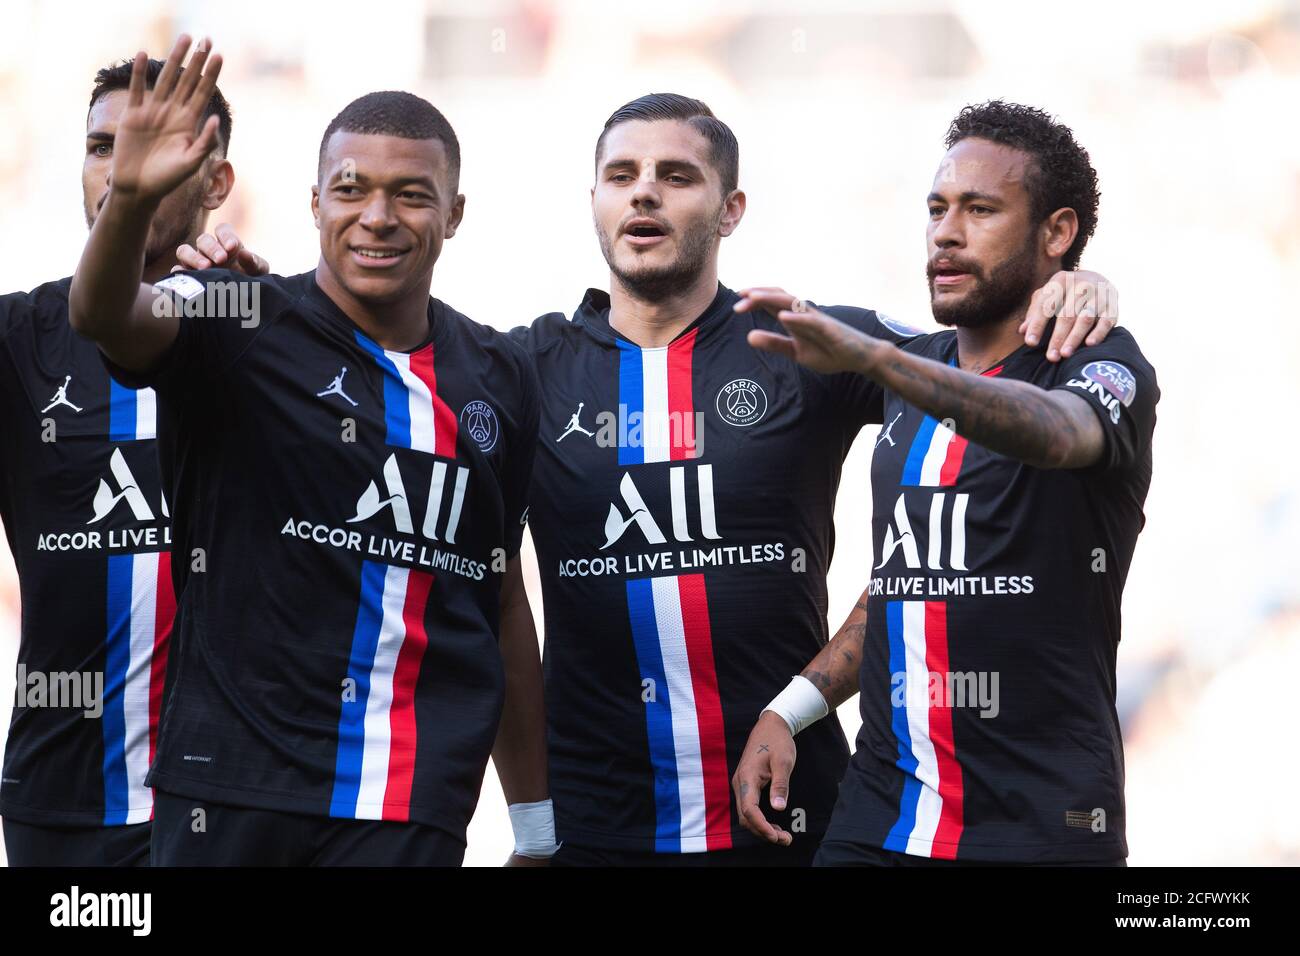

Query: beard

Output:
[596, 205, 720, 304]
[86, 178, 206, 270]
[928, 234, 1040, 329]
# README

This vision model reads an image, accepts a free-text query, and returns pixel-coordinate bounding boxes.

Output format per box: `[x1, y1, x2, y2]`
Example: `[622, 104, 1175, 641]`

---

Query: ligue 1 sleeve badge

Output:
[716, 378, 768, 427]
[461, 400, 500, 452]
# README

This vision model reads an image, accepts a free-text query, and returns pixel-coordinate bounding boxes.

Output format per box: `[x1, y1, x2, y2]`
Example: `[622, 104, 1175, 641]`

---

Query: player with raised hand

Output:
[0, 53, 239, 866]
[735, 101, 1156, 865]
[69, 36, 550, 866]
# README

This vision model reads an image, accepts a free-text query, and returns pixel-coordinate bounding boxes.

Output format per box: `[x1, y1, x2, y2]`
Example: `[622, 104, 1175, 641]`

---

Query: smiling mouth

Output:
[351, 247, 409, 265]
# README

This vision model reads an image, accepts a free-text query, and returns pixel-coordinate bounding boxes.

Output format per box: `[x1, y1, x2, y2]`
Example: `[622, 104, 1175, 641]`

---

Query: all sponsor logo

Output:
[601, 466, 720, 549]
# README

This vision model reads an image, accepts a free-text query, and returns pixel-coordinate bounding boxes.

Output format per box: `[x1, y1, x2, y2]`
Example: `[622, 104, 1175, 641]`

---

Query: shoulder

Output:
[1082, 325, 1155, 374]
[0, 277, 72, 339]
[810, 303, 931, 347]
[506, 310, 572, 357]
[900, 328, 956, 357]
[1056, 326, 1158, 398]
[439, 302, 539, 385]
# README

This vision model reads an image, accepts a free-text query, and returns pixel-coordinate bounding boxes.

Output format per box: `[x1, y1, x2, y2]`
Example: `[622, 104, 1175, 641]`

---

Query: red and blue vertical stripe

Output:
[617, 329, 700, 465]
[102, 551, 173, 825]
[331, 561, 433, 821]
[354, 331, 458, 457]
[626, 573, 731, 852]
[107, 380, 157, 442]
[882, 600, 965, 858]
[901, 364, 1002, 486]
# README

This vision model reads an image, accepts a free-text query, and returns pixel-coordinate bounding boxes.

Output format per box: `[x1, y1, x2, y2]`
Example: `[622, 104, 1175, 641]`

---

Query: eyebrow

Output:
[86, 132, 114, 142]
[928, 190, 1001, 204]
[330, 170, 440, 192]
[602, 157, 708, 178]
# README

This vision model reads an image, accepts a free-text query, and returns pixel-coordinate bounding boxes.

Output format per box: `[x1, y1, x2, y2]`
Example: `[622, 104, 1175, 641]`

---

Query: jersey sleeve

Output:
[101, 269, 287, 397]
[501, 346, 540, 558]
[0, 289, 33, 339]
[1050, 328, 1159, 473]
[811, 304, 925, 431]
[0, 291, 34, 471]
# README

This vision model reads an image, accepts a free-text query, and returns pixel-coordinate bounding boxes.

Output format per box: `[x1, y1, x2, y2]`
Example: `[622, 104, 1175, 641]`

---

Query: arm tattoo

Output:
[805, 669, 834, 692]
[875, 351, 1099, 469]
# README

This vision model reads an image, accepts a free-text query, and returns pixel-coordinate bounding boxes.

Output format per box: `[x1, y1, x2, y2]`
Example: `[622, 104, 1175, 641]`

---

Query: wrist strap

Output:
[508, 799, 560, 859]
[763, 675, 829, 736]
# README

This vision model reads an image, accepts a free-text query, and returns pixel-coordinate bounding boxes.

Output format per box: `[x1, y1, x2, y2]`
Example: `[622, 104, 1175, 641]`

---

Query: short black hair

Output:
[596, 93, 739, 197]
[945, 100, 1099, 271]
[318, 91, 461, 189]
[89, 58, 233, 156]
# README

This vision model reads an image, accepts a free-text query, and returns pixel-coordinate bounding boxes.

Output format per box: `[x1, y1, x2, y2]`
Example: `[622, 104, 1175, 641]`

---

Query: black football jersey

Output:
[824, 327, 1157, 862]
[0, 278, 173, 827]
[513, 285, 920, 853]
[107, 270, 538, 839]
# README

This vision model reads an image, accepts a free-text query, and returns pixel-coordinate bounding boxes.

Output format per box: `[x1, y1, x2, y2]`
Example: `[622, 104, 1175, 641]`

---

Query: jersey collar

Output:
[572, 283, 738, 349]
[303, 273, 442, 353]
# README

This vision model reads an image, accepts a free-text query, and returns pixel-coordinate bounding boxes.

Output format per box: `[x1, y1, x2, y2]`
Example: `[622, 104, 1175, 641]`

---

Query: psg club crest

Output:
[460, 400, 500, 452]
[715, 378, 768, 427]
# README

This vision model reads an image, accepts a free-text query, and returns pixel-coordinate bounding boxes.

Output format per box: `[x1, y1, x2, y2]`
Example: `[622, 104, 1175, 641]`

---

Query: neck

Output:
[141, 217, 208, 286]
[955, 315, 1027, 374]
[315, 259, 431, 351]
[141, 256, 175, 286]
[608, 264, 719, 348]
[954, 264, 1057, 372]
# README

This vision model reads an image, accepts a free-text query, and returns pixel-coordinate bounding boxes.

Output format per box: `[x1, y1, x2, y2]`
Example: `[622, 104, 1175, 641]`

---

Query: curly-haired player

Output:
[734, 100, 1156, 866]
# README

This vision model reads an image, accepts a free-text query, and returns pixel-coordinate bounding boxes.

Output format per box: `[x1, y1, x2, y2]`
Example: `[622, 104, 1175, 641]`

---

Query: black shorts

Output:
[551, 836, 821, 867]
[813, 839, 1127, 867]
[150, 789, 465, 866]
[2, 817, 151, 867]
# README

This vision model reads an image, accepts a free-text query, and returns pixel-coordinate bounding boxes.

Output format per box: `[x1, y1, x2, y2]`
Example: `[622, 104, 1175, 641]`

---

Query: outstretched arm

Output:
[742, 292, 1105, 470]
[69, 36, 225, 371]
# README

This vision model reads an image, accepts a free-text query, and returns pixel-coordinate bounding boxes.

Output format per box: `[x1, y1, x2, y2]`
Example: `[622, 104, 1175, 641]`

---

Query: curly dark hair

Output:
[945, 100, 1099, 270]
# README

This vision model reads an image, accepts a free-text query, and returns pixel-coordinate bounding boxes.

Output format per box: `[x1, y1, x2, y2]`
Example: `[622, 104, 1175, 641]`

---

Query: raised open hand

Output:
[110, 35, 224, 204]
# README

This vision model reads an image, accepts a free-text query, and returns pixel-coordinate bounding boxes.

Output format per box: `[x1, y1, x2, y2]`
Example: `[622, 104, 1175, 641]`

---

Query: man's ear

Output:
[1043, 207, 1078, 262]
[311, 184, 321, 229]
[202, 158, 235, 211]
[444, 193, 466, 239]
[718, 189, 746, 238]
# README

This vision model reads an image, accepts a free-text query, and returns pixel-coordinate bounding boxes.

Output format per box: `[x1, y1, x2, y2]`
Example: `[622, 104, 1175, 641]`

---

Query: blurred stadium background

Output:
[1, 0, 1296, 866]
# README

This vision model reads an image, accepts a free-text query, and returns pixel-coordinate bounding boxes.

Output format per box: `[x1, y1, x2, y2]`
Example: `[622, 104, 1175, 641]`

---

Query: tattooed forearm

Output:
[798, 589, 869, 710]
[864, 345, 1104, 469]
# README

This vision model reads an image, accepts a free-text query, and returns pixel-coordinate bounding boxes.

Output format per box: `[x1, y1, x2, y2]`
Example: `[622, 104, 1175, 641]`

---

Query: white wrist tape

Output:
[508, 799, 560, 859]
[764, 676, 829, 737]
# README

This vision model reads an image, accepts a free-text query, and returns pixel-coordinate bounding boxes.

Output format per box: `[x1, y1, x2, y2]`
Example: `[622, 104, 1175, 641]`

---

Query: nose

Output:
[631, 161, 662, 210]
[930, 207, 963, 252]
[359, 192, 398, 234]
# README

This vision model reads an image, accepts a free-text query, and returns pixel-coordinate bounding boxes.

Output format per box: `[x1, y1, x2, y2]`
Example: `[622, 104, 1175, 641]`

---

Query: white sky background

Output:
[0, 0, 1297, 865]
